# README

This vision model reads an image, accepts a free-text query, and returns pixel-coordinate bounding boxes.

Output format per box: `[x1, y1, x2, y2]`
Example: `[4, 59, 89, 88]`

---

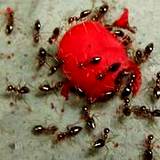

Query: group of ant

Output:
[2, 3, 160, 160]
[117, 72, 160, 121]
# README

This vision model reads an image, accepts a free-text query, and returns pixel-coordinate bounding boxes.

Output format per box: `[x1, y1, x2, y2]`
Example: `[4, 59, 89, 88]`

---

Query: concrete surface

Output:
[0, 0, 160, 160]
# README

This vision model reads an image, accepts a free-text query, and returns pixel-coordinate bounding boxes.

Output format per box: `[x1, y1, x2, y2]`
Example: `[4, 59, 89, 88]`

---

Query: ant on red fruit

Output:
[5, 7, 14, 35]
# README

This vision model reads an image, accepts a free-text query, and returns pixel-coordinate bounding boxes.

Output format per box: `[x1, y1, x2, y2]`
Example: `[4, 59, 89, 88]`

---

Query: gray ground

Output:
[0, 0, 160, 160]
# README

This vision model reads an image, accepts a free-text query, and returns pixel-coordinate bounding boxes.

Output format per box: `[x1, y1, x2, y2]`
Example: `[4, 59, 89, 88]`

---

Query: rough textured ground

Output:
[0, 0, 160, 160]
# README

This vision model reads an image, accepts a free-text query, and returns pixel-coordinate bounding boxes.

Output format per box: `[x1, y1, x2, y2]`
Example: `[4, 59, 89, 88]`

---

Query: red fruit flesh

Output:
[113, 8, 136, 33]
[58, 21, 141, 102]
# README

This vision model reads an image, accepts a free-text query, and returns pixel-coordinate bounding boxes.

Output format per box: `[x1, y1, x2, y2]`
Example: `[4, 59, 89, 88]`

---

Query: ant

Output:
[6, 83, 30, 101]
[68, 9, 92, 24]
[113, 29, 132, 46]
[114, 69, 135, 99]
[79, 9, 92, 20]
[33, 19, 41, 43]
[120, 98, 132, 117]
[79, 56, 102, 68]
[5, 7, 14, 35]
[93, 128, 110, 148]
[143, 134, 154, 160]
[70, 87, 86, 97]
[120, 73, 136, 99]
[38, 81, 63, 94]
[129, 104, 160, 121]
[48, 27, 60, 44]
[56, 125, 82, 142]
[153, 72, 160, 99]
[32, 125, 58, 136]
[48, 58, 63, 76]
[134, 43, 154, 64]
[81, 105, 96, 130]
[91, 3, 109, 21]
[96, 91, 115, 103]
[96, 62, 121, 81]
[36, 47, 50, 70]
[68, 16, 79, 24]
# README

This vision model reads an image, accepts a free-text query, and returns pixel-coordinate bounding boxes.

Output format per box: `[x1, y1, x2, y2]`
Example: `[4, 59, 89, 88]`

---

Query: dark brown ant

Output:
[81, 105, 96, 130]
[79, 9, 92, 20]
[96, 62, 121, 81]
[68, 9, 91, 24]
[96, 91, 115, 102]
[108, 63, 121, 72]
[32, 125, 58, 136]
[36, 47, 47, 69]
[143, 134, 154, 160]
[121, 98, 132, 116]
[48, 58, 63, 76]
[33, 19, 41, 43]
[134, 43, 154, 64]
[5, 7, 14, 35]
[38, 81, 63, 94]
[79, 56, 102, 68]
[70, 87, 85, 97]
[91, 4, 109, 21]
[120, 73, 136, 99]
[56, 126, 82, 142]
[113, 30, 125, 37]
[113, 30, 132, 46]
[6, 83, 30, 100]
[153, 72, 160, 99]
[93, 128, 110, 148]
[68, 16, 79, 24]
[48, 27, 60, 44]
[151, 109, 160, 117]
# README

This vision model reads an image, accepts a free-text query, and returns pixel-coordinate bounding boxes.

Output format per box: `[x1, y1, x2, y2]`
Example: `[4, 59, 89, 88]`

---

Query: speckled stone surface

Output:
[0, 0, 160, 160]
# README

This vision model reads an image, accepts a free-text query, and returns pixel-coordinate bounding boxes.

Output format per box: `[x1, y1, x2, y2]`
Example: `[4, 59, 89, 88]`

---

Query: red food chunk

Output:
[58, 21, 141, 102]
